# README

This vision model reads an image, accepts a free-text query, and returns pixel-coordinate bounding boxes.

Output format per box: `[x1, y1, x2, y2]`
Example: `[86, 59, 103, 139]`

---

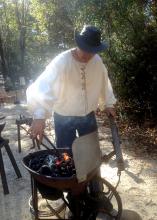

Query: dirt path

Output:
[0, 104, 156, 220]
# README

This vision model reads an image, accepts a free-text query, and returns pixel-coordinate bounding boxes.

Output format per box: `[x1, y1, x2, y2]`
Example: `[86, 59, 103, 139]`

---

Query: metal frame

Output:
[0, 137, 22, 194]
[30, 176, 122, 220]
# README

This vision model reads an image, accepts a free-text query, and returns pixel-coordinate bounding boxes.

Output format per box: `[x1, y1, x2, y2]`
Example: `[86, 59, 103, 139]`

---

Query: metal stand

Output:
[29, 176, 122, 220]
[30, 177, 71, 220]
[0, 137, 22, 194]
[30, 174, 86, 220]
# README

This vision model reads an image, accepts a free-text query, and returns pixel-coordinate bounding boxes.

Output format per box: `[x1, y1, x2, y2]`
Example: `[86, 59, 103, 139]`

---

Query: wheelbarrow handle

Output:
[108, 115, 125, 172]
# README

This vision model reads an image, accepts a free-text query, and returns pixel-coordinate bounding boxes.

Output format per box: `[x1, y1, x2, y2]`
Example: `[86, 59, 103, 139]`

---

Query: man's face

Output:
[76, 48, 95, 62]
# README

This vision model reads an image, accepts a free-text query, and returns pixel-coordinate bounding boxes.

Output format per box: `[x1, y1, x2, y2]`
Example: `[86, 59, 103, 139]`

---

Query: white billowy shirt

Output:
[26, 49, 116, 119]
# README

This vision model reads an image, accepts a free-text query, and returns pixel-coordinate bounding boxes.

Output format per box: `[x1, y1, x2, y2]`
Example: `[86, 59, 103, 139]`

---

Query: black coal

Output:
[29, 152, 76, 177]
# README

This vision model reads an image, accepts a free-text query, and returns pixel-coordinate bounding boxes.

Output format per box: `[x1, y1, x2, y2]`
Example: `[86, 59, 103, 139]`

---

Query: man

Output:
[26, 25, 117, 218]
[27, 25, 116, 146]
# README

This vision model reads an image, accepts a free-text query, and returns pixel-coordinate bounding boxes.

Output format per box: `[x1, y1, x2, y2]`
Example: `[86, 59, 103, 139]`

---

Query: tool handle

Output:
[42, 134, 60, 155]
[108, 115, 125, 171]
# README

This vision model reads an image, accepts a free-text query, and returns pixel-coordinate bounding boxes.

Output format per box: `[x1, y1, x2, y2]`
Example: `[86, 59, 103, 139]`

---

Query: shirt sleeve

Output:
[26, 60, 62, 119]
[98, 64, 117, 110]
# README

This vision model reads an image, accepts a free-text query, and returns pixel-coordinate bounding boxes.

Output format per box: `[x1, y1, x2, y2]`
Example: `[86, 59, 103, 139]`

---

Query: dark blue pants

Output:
[54, 111, 97, 149]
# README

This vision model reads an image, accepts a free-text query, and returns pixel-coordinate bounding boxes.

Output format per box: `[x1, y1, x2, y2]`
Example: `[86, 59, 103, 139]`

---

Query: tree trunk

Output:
[0, 33, 8, 79]
[13, 0, 28, 76]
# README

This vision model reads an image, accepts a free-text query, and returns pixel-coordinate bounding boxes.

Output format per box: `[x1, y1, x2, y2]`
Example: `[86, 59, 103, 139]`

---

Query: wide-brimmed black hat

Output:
[75, 25, 108, 53]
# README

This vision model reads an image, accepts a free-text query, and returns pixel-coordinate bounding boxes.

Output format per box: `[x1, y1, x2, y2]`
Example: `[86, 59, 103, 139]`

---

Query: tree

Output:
[13, 0, 29, 77]
[0, 0, 157, 122]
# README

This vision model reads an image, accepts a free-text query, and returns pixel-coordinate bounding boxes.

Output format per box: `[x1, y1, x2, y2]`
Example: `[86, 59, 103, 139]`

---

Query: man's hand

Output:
[28, 119, 46, 143]
[105, 107, 116, 118]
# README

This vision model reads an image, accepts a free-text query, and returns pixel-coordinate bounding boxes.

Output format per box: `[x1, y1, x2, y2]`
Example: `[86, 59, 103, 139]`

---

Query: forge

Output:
[23, 131, 123, 220]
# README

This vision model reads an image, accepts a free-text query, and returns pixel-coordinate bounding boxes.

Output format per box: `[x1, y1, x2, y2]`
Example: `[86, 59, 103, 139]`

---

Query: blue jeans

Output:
[54, 111, 97, 149]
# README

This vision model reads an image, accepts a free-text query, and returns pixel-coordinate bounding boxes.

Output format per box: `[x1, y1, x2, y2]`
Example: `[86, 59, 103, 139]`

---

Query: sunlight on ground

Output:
[101, 164, 117, 179]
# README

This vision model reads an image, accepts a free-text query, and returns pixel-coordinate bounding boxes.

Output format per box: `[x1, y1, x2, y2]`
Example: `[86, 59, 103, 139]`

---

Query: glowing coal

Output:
[28, 152, 76, 177]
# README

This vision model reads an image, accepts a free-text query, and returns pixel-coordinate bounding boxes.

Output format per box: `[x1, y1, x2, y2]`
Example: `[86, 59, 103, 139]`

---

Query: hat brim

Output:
[75, 33, 108, 53]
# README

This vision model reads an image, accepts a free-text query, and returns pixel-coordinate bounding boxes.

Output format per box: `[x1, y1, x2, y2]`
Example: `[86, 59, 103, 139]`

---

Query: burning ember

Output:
[29, 152, 76, 177]
[63, 152, 70, 161]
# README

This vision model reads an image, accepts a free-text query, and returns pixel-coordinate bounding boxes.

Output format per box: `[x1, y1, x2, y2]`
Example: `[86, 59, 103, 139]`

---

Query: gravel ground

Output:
[0, 104, 156, 220]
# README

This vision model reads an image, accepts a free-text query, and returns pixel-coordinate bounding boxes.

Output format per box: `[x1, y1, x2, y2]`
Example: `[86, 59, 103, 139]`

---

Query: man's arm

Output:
[98, 64, 117, 117]
[26, 60, 62, 118]
[26, 59, 63, 142]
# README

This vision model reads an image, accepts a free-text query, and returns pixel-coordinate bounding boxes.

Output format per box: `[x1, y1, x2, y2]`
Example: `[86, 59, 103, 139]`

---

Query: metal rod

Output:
[42, 134, 57, 150]
[4, 141, 22, 178]
[20, 125, 60, 155]
[0, 147, 9, 194]
[108, 115, 125, 172]
[42, 134, 60, 156]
